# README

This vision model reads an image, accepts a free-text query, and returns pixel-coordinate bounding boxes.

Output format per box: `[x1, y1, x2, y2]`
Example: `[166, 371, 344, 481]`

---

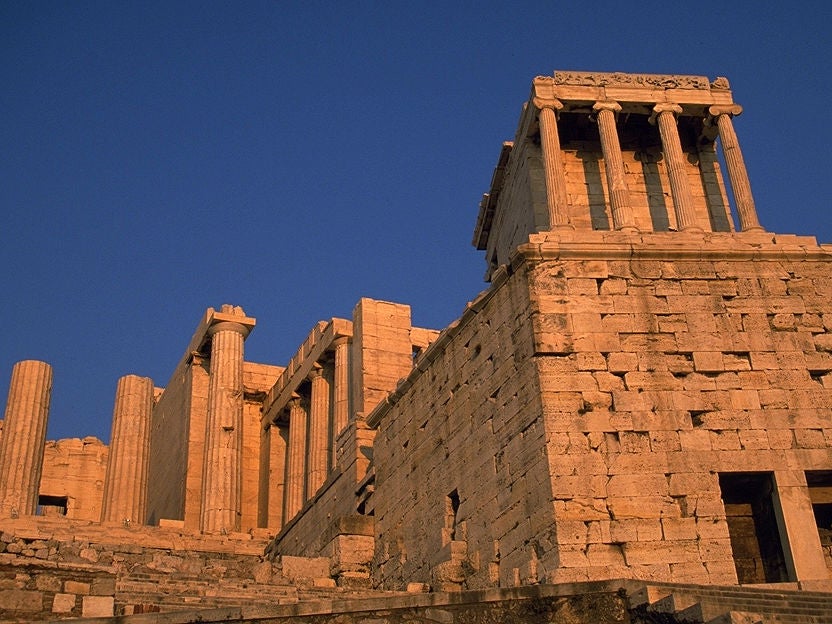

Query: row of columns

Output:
[534, 97, 762, 232]
[0, 358, 156, 523]
[281, 337, 351, 524]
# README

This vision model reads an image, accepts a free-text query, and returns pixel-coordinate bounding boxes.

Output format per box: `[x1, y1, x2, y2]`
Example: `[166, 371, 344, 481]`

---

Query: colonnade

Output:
[277, 337, 351, 525]
[533, 96, 762, 232]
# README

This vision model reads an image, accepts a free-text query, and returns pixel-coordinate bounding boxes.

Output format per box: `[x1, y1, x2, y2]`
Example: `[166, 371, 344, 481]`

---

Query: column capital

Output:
[708, 104, 743, 119]
[208, 321, 252, 339]
[532, 97, 564, 113]
[649, 103, 683, 124]
[592, 100, 622, 115]
[331, 336, 351, 347]
[307, 363, 324, 381]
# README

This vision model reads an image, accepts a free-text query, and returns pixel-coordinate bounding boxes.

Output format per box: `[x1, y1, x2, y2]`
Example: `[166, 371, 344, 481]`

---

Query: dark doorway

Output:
[719, 473, 789, 583]
[37, 494, 68, 516]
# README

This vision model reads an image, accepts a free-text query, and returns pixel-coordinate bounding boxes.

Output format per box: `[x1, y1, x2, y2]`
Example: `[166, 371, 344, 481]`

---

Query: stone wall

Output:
[369, 228, 832, 591]
[484, 140, 548, 271]
[371, 264, 549, 591]
[146, 356, 203, 526]
[526, 229, 832, 586]
[39, 437, 108, 521]
[0, 516, 384, 620]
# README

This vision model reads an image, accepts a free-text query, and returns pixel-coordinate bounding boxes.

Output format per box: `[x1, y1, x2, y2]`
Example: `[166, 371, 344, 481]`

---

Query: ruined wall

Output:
[371, 266, 552, 591]
[525, 230, 832, 586]
[484, 140, 548, 270]
[39, 437, 108, 521]
[146, 357, 205, 526]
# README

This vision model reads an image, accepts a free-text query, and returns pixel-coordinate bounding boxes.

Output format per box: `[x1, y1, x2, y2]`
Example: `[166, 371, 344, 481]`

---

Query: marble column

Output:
[307, 366, 330, 497]
[331, 337, 350, 466]
[284, 397, 307, 521]
[267, 423, 287, 530]
[0, 360, 53, 518]
[101, 374, 154, 524]
[200, 319, 250, 533]
[592, 101, 637, 231]
[708, 104, 763, 231]
[651, 103, 700, 232]
[533, 97, 571, 228]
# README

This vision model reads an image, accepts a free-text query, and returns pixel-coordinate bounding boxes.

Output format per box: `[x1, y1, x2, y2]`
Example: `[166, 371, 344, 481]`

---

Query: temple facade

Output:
[1, 71, 831, 621]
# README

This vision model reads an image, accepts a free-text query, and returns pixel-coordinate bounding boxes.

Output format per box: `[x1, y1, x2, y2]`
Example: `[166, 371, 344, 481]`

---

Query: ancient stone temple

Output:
[1, 71, 832, 623]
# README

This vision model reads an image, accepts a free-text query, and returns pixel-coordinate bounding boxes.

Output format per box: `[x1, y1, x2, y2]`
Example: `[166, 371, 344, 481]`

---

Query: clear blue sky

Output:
[2, 2, 830, 442]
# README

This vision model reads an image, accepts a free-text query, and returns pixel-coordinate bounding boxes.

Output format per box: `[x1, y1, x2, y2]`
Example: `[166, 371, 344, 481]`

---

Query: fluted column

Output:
[592, 101, 637, 231]
[331, 337, 350, 466]
[101, 375, 154, 524]
[307, 366, 330, 497]
[200, 319, 250, 533]
[708, 104, 763, 232]
[533, 97, 571, 228]
[0, 360, 53, 518]
[284, 397, 307, 521]
[651, 103, 701, 232]
[267, 423, 287, 530]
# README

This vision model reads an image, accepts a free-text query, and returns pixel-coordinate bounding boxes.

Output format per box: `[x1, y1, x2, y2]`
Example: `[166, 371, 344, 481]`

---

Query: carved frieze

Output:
[539, 71, 730, 91]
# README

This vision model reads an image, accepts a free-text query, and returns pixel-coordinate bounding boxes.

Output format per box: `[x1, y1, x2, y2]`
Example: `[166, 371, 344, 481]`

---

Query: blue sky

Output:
[2, 2, 830, 442]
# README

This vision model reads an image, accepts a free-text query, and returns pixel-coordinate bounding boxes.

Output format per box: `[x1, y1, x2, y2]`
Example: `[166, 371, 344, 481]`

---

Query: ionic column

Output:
[284, 397, 307, 521]
[101, 374, 154, 524]
[533, 97, 571, 228]
[331, 337, 350, 466]
[200, 318, 251, 533]
[306, 366, 330, 497]
[0, 360, 53, 518]
[651, 103, 701, 232]
[708, 104, 763, 231]
[592, 101, 637, 231]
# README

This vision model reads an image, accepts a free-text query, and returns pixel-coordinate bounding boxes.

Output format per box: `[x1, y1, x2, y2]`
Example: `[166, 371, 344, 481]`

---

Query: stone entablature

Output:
[551, 71, 728, 90]
[540, 72, 733, 109]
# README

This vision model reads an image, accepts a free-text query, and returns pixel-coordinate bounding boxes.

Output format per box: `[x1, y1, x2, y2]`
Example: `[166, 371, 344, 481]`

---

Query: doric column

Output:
[267, 423, 287, 530]
[331, 337, 350, 466]
[0, 360, 53, 518]
[651, 103, 701, 232]
[592, 101, 637, 231]
[533, 97, 571, 228]
[708, 104, 763, 231]
[306, 365, 330, 497]
[200, 316, 251, 533]
[101, 374, 154, 524]
[284, 397, 307, 521]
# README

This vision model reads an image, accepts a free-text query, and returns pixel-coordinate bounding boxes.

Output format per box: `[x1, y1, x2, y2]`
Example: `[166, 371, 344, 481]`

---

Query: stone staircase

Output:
[115, 570, 300, 613]
[628, 581, 832, 623]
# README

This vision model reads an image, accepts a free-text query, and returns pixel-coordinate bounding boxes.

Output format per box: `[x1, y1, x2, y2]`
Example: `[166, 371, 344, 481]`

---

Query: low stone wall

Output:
[0, 517, 389, 621]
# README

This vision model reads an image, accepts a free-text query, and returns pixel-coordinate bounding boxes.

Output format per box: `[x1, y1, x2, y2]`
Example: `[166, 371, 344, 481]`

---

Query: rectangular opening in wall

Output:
[806, 471, 832, 570]
[36, 494, 68, 516]
[718, 472, 790, 584]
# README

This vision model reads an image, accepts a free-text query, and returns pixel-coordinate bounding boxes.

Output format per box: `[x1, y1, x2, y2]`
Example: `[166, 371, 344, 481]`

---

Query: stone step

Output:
[635, 583, 832, 623]
[705, 612, 765, 624]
